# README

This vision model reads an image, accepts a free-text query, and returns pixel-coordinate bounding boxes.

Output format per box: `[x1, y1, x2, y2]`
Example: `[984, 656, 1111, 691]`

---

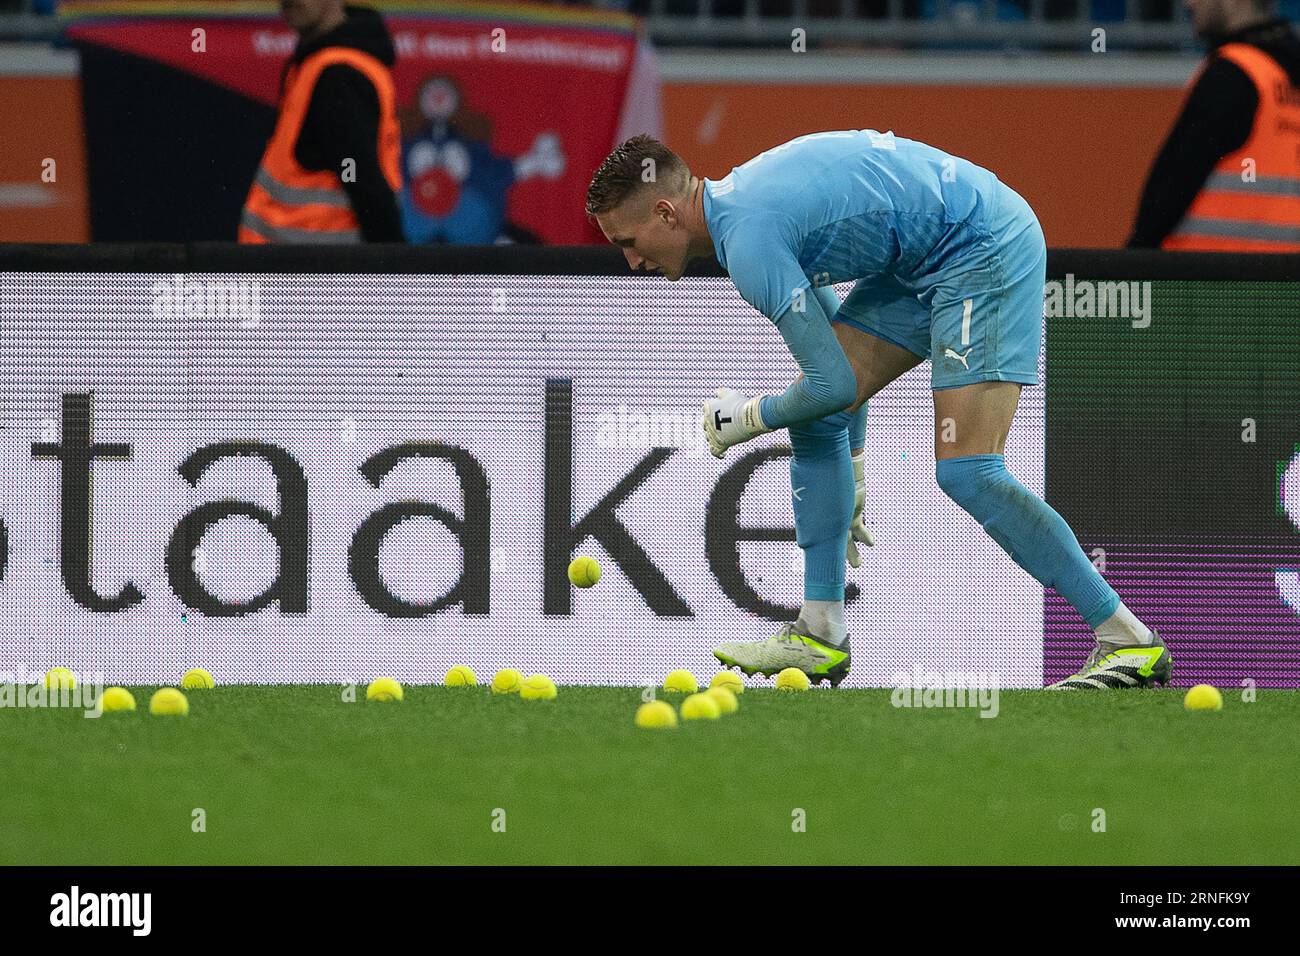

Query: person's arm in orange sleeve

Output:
[1127, 57, 1256, 248]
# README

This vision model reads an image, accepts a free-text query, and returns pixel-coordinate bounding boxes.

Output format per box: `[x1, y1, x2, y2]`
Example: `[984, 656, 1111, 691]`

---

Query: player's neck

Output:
[685, 176, 713, 260]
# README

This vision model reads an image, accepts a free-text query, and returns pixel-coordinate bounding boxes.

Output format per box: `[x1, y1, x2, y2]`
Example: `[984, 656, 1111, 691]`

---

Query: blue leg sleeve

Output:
[935, 454, 1119, 627]
[790, 410, 855, 602]
[848, 402, 867, 452]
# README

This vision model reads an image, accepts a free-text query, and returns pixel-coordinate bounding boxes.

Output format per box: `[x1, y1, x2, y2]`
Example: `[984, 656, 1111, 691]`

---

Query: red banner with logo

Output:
[62, 1, 660, 243]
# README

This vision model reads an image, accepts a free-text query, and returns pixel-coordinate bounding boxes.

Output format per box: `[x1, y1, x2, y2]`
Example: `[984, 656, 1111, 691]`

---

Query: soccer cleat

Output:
[1047, 628, 1173, 690]
[713, 623, 851, 687]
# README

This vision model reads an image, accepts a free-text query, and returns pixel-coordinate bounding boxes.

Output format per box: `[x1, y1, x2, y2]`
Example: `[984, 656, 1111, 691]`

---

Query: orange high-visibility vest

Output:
[1163, 43, 1300, 252]
[239, 47, 400, 244]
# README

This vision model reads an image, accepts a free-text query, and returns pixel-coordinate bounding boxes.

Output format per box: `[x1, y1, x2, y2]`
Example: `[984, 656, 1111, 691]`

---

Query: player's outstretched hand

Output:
[701, 387, 772, 459]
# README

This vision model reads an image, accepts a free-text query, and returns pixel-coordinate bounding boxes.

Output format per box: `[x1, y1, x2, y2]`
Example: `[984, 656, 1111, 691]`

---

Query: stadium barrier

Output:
[1, 244, 1297, 688]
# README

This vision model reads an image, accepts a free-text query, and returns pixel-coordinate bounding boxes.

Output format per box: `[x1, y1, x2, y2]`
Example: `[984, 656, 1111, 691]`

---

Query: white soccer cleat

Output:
[1046, 629, 1173, 690]
[713, 623, 852, 687]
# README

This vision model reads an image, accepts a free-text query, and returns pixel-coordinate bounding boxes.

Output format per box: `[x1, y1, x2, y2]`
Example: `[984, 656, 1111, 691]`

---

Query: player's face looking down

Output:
[597, 194, 695, 282]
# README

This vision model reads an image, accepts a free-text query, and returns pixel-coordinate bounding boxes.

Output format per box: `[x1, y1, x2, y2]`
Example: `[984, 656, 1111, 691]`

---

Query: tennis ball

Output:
[1184, 684, 1223, 711]
[520, 673, 557, 701]
[491, 668, 523, 694]
[149, 687, 189, 716]
[710, 671, 744, 694]
[444, 665, 478, 687]
[663, 669, 698, 694]
[775, 667, 811, 692]
[44, 667, 76, 690]
[680, 692, 722, 721]
[705, 685, 739, 714]
[635, 700, 678, 729]
[366, 677, 403, 702]
[567, 555, 601, 588]
[181, 667, 214, 690]
[100, 687, 136, 712]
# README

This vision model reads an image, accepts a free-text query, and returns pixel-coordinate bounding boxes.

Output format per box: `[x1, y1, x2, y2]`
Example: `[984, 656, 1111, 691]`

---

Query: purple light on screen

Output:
[1044, 537, 1300, 688]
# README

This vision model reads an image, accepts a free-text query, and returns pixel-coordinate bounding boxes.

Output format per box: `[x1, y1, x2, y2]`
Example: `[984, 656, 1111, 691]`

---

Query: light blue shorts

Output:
[832, 183, 1047, 391]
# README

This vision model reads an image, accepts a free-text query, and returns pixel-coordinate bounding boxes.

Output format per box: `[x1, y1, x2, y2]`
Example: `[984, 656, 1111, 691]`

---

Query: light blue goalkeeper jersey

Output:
[699, 129, 1046, 425]
[701, 128, 1008, 322]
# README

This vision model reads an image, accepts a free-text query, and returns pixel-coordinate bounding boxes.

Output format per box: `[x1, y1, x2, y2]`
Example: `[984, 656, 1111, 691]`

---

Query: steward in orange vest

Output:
[240, 2, 402, 243]
[1129, 3, 1300, 252]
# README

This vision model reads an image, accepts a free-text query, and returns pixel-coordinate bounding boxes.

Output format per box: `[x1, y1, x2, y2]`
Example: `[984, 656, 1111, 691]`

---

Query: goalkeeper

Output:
[584, 131, 1170, 691]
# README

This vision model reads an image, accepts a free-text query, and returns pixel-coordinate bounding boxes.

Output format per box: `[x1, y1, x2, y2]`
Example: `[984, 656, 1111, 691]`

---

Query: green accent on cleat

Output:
[1047, 629, 1173, 690]
[712, 624, 852, 687]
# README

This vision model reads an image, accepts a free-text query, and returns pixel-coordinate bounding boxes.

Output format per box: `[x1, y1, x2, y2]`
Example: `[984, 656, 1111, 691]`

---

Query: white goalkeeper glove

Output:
[846, 452, 876, 567]
[702, 387, 772, 459]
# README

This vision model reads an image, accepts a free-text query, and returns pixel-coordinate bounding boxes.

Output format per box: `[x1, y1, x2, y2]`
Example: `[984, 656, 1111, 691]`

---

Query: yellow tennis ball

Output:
[444, 665, 478, 687]
[44, 667, 76, 690]
[775, 667, 811, 692]
[680, 692, 722, 721]
[635, 700, 678, 729]
[100, 687, 136, 712]
[663, 669, 698, 694]
[1184, 684, 1223, 711]
[567, 556, 601, 588]
[149, 687, 189, 716]
[366, 677, 403, 702]
[705, 685, 739, 714]
[710, 671, 744, 694]
[520, 673, 557, 701]
[181, 667, 214, 690]
[491, 668, 523, 695]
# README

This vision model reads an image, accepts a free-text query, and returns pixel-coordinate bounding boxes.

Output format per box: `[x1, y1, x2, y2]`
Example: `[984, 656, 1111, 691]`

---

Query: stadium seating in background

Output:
[617, 0, 1297, 28]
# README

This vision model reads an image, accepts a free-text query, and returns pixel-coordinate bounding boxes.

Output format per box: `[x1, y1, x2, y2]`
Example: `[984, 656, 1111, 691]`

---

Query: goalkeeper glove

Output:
[846, 451, 876, 567]
[702, 387, 772, 459]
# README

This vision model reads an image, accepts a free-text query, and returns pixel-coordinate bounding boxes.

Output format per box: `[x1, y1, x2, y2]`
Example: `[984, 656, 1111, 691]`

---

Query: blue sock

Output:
[789, 410, 855, 602]
[935, 454, 1119, 627]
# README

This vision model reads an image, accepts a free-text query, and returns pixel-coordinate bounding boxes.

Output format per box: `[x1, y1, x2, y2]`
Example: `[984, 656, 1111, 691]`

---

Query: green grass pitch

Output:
[1, 684, 1296, 865]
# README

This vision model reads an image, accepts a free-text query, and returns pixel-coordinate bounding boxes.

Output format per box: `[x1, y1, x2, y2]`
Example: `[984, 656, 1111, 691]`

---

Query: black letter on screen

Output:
[706, 446, 859, 622]
[166, 443, 308, 615]
[349, 443, 490, 616]
[544, 377, 690, 616]
[31, 392, 144, 611]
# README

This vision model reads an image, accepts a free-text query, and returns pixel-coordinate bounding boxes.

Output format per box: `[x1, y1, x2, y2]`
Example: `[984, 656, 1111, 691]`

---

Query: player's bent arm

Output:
[771, 289, 833, 393]
[812, 283, 841, 321]
[758, 293, 857, 430]
[701, 230, 851, 458]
